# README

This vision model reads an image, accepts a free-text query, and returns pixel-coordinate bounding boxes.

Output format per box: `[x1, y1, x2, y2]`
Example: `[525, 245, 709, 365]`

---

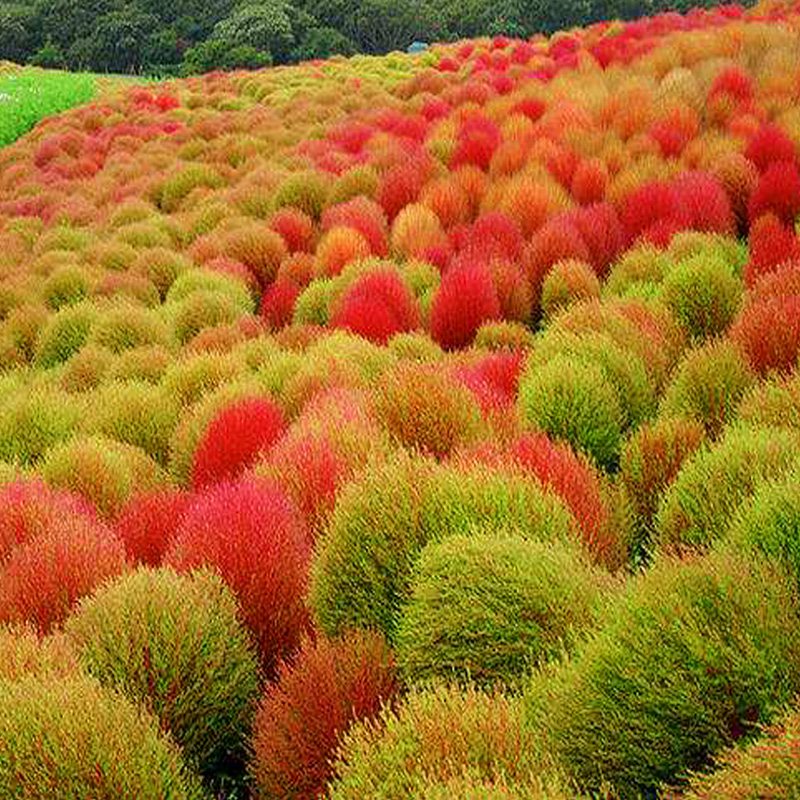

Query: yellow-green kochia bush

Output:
[309, 451, 579, 645]
[65, 567, 260, 785]
[530, 551, 800, 798]
[0, 673, 206, 799]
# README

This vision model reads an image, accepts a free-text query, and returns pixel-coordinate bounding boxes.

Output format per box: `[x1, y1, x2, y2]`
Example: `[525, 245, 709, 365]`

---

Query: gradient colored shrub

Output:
[272, 170, 329, 221]
[682, 702, 800, 799]
[662, 253, 743, 343]
[164, 477, 311, 676]
[132, 247, 191, 300]
[169, 290, 246, 346]
[191, 395, 286, 489]
[659, 339, 758, 440]
[619, 417, 706, 564]
[737, 370, 800, 431]
[84, 380, 179, 465]
[113, 486, 194, 567]
[314, 226, 372, 278]
[223, 223, 288, 287]
[730, 294, 800, 377]
[396, 533, 608, 689]
[604, 244, 669, 298]
[65, 567, 260, 783]
[42, 263, 90, 310]
[540, 259, 601, 321]
[3, 302, 49, 363]
[321, 196, 389, 258]
[292, 277, 338, 327]
[88, 302, 172, 354]
[387, 330, 444, 361]
[109, 343, 172, 384]
[390, 203, 446, 260]
[748, 161, 800, 225]
[372, 360, 487, 459]
[251, 630, 400, 800]
[159, 164, 225, 213]
[0, 384, 83, 466]
[534, 550, 800, 798]
[517, 354, 625, 472]
[165, 267, 254, 313]
[654, 424, 800, 553]
[161, 351, 245, 408]
[329, 683, 553, 799]
[0, 623, 78, 682]
[744, 122, 797, 173]
[260, 276, 301, 329]
[430, 260, 500, 350]
[309, 452, 577, 645]
[41, 434, 166, 518]
[474, 320, 536, 351]
[0, 673, 205, 799]
[0, 514, 126, 634]
[268, 207, 315, 253]
[60, 344, 114, 392]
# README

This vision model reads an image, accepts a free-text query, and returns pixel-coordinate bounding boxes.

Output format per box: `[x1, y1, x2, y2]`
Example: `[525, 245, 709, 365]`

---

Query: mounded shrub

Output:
[737, 369, 800, 431]
[59, 344, 114, 392]
[272, 170, 329, 221]
[603, 243, 670, 298]
[654, 424, 800, 554]
[223, 223, 288, 287]
[533, 550, 800, 798]
[65, 567, 260, 782]
[132, 246, 191, 300]
[682, 702, 800, 799]
[83, 380, 180, 466]
[113, 486, 195, 567]
[0, 623, 78, 682]
[191, 395, 286, 489]
[0, 673, 205, 799]
[620, 417, 706, 563]
[160, 350, 245, 408]
[730, 293, 800, 377]
[659, 338, 758, 439]
[164, 477, 311, 676]
[396, 532, 610, 689]
[473, 320, 536, 351]
[42, 263, 90, 310]
[372, 360, 488, 459]
[662, 252, 743, 343]
[33, 300, 98, 368]
[0, 514, 126, 634]
[540, 259, 601, 321]
[387, 331, 444, 362]
[309, 452, 578, 645]
[108, 343, 172, 384]
[251, 630, 400, 800]
[517, 353, 625, 473]
[329, 682, 557, 799]
[88, 302, 172, 354]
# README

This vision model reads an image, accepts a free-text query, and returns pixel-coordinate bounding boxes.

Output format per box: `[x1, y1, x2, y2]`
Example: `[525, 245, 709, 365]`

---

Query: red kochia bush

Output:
[329, 268, 420, 345]
[113, 487, 195, 566]
[268, 208, 315, 254]
[744, 214, 800, 287]
[0, 479, 96, 564]
[672, 171, 735, 235]
[453, 350, 524, 414]
[321, 197, 389, 257]
[619, 180, 689, 246]
[164, 477, 311, 676]
[450, 115, 501, 172]
[260, 277, 301, 329]
[744, 122, 798, 172]
[429, 260, 500, 350]
[730, 294, 800, 377]
[0, 515, 127, 634]
[191, 396, 287, 490]
[748, 161, 800, 225]
[251, 630, 400, 800]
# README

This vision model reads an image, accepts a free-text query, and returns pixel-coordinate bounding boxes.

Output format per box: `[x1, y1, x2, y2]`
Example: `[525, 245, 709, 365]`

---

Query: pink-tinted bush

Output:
[251, 630, 400, 800]
[748, 161, 800, 225]
[672, 171, 735, 236]
[191, 396, 286, 489]
[329, 268, 420, 345]
[268, 208, 315, 253]
[429, 260, 500, 350]
[744, 122, 798, 172]
[731, 294, 800, 377]
[0, 479, 95, 564]
[0, 516, 127, 634]
[164, 477, 311, 676]
[619, 180, 689, 247]
[321, 197, 389, 257]
[113, 487, 195, 566]
[744, 213, 800, 287]
[260, 277, 301, 329]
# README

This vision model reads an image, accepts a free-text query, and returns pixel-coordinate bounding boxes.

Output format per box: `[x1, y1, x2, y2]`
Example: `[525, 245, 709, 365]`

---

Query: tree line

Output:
[0, 0, 744, 77]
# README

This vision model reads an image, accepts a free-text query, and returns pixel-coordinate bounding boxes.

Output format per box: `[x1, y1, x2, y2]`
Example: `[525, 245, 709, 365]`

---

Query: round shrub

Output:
[33, 300, 98, 368]
[387, 331, 444, 362]
[620, 417, 706, 563]
[88, 302, 173, 354]
[169, 290, 247, 346]
[83, 380, 179, 466]
[251, 630, 400, 800]
[132, 246, 191, 300]
[108, 343, 172, 384]
[604, 243, 670, 298]
[273, 170, 329, 221]
[65, 567, 260, 782]
[223, 223, 287, 286]
[517, 354, 625, 473]
[164, 477, 311, 677]
[160, 350, 245, 408]
[309, 452, 578, 645]
[662, 252, 743, 343]
[0, 514, 127, 634]
[0, 623, 79, 681]
[60, 344, 114, 392]
[473, 320, 536, 351]
[0, 384, 83, 466]
[329, 682, 552, 799]
[372, 360, 488, 459]
[314, 226, 372, 278]
[42, 263, 90, 310]
[533, 550, 800, 798]
[540, 260, 601, 321]
[396, 533, 609, 689]
[682, 702, 800, 799]
[659, 338, 758, 439]
[191, 395, 286, 489]
[737, 370, 800, 431]
[0, 673, 205, 799]
[730, 294, 800, 377]
[654, 424, 800, 553]
[0, 478, 95, 564]
[113, 486, 194, 567]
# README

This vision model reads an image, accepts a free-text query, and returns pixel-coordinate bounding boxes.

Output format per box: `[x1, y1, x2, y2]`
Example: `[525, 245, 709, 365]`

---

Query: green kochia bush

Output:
[0, 674, 206, 799]
[395, 533, 610, 689]
[65, 567, 260, 784]
[33, 300, 99, 368]
[531, 551, 800, 798]
[517, 353, 625, 472]
[654, 424, 800, 553]
[329, 682, 565, 799]
[309, 451, 579, 646]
